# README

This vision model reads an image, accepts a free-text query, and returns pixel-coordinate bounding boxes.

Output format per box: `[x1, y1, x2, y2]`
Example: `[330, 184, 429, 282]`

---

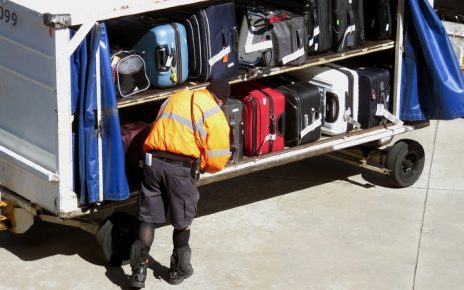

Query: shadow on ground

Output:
[0, 155, 391, 289]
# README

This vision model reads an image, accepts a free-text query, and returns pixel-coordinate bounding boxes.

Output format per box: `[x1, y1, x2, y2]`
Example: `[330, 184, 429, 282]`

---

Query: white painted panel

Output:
[8, 0, 211, 26]
[0, 2, 58, 171]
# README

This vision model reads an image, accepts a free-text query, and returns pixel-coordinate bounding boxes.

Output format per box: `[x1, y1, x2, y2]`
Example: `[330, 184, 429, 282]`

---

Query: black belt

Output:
[150, 151, 196, 168]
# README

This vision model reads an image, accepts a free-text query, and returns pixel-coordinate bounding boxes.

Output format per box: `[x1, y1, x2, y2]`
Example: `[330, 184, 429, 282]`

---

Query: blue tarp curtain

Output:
[71, 24, 129, 205]
[401, 0, 464, 120]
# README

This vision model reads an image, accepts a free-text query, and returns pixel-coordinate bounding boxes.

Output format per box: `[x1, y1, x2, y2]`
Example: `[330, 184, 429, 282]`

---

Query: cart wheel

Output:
[96, 212, 139, 266]
[385, 139, 425, 188]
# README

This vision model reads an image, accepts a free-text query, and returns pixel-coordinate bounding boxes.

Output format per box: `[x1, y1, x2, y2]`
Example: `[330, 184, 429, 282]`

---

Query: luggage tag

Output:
[165, 55, 173, 68]
[344, 108, 362, 129]
[170, 66, 178, 83]
[209, 46, 231, 67]
[244, 31, 273, 54]
[263, 133, 276, 142]
[281, 47, 305, 65]
[340, 25, 356, 49]
[308, 26, 320, 49]
[376, 104, 403, 126]
[222, 53, 229, 63]
[300, 117, 322, 139]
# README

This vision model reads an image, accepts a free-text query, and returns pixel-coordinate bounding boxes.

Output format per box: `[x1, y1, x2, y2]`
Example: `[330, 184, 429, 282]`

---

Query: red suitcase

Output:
[232, 81, 285, 156]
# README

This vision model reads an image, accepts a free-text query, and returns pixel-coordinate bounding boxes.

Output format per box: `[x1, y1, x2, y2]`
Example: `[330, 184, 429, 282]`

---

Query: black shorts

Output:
[138, 156, 199, 229]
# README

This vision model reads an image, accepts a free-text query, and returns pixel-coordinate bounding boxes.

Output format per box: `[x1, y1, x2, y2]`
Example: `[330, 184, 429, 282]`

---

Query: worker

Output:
[129, 79, 232, 289]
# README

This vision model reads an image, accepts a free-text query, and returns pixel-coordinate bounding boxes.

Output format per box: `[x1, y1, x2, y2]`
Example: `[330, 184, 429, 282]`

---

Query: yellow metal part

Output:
[0, 200, 13, 231]
[0, 200, 8, 231]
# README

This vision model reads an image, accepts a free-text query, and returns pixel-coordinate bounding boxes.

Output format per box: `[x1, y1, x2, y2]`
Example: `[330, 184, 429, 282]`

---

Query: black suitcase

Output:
[363, 0, 393, 40]
[314, 0, 334, 53]
[277, 81, 323, 147]
[355, 67, 391, 128]
[174, 1, 239, 82]
[333, 0, 364, 51]
[220, 98, 244, 164]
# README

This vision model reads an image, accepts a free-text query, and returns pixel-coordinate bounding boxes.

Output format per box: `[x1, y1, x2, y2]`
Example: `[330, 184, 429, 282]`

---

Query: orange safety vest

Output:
[144, 89, 231, 173]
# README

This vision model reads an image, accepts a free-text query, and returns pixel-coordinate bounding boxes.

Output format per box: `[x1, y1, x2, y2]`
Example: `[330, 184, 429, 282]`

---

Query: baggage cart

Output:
[1, 0, 462, 263]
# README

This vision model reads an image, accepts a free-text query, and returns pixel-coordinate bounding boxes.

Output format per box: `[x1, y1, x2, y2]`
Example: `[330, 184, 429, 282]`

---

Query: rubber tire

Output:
[385, 140, 425, 188]
[96, 212, 140, 266]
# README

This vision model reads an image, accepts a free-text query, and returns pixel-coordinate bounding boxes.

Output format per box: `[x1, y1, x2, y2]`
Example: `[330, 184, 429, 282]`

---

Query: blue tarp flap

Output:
[401, 0, 464, 120]
[73, 24, 129, 205]
[81, 25, 100, 204]
[99, 25, 130, 201]
[71, 32, 88, 193]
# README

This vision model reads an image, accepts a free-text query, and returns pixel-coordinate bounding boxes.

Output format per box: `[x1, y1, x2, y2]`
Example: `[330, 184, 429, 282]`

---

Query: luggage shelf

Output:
[117, 40, 394, 108]
[73, 122, 416, 219]
[197, 122, 410, 186]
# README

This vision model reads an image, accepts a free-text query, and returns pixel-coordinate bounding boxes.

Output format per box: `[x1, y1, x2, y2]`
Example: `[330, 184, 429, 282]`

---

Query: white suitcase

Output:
[326, 63, 360, 131]
[288, 66, 359, 136]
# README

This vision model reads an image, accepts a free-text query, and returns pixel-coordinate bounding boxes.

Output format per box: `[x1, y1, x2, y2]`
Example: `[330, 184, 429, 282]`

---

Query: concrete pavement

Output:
[1, 119, 464, 290]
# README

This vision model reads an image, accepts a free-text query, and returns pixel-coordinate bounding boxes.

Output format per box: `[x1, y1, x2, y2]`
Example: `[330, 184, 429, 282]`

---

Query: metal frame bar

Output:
[393, 0, 405, 117]
[39, 214, 99, 235]
[327, 151, 390, 175]
[54, 29, 78, 213]
[0, 186, 38, 216]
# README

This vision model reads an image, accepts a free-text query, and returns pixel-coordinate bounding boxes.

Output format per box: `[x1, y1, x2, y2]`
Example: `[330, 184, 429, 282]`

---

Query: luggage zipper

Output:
[260, 89, 276, 152]
[369, 73, 378, 127]
[170, 23, 182, 85]
[281, 85, 302, 145]
[200, 9, 212, 80]
[190, 15, 202, 79]
[247, 95, 258, 156]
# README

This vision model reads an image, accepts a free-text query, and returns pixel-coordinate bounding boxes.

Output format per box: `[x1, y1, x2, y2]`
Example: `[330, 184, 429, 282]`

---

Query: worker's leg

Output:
[165, 163, 199, 285]
[166, 166, 200, 285]
[129, 222, 154, 289]
[168, 227, 193, 285]
[130, 158, 167, 289]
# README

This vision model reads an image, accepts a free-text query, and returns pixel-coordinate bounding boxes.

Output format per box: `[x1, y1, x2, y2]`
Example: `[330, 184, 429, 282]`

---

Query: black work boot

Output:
[168, 245, 193, 285]
[130, 262, 148, 289]
[129, 240, 149, 289]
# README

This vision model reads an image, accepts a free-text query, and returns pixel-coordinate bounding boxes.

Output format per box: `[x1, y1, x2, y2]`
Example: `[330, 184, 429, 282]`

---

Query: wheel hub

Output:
[402, 154, 417, 176]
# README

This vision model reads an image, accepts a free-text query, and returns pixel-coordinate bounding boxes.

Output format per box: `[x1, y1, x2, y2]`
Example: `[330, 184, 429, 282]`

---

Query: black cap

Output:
[206, 79, 230, 102]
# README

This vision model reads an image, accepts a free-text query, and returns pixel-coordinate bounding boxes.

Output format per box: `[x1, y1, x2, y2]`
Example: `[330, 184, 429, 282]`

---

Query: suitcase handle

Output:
[155, 44, 172, 72]
[233, 27, 239, 51]
[221, 31, 228, 48]
[325, 92, 339, 123]
[245, 11, 269, 34]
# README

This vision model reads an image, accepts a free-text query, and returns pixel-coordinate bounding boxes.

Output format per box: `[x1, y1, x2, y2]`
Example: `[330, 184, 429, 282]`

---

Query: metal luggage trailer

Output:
[0, 0, 427, 262]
